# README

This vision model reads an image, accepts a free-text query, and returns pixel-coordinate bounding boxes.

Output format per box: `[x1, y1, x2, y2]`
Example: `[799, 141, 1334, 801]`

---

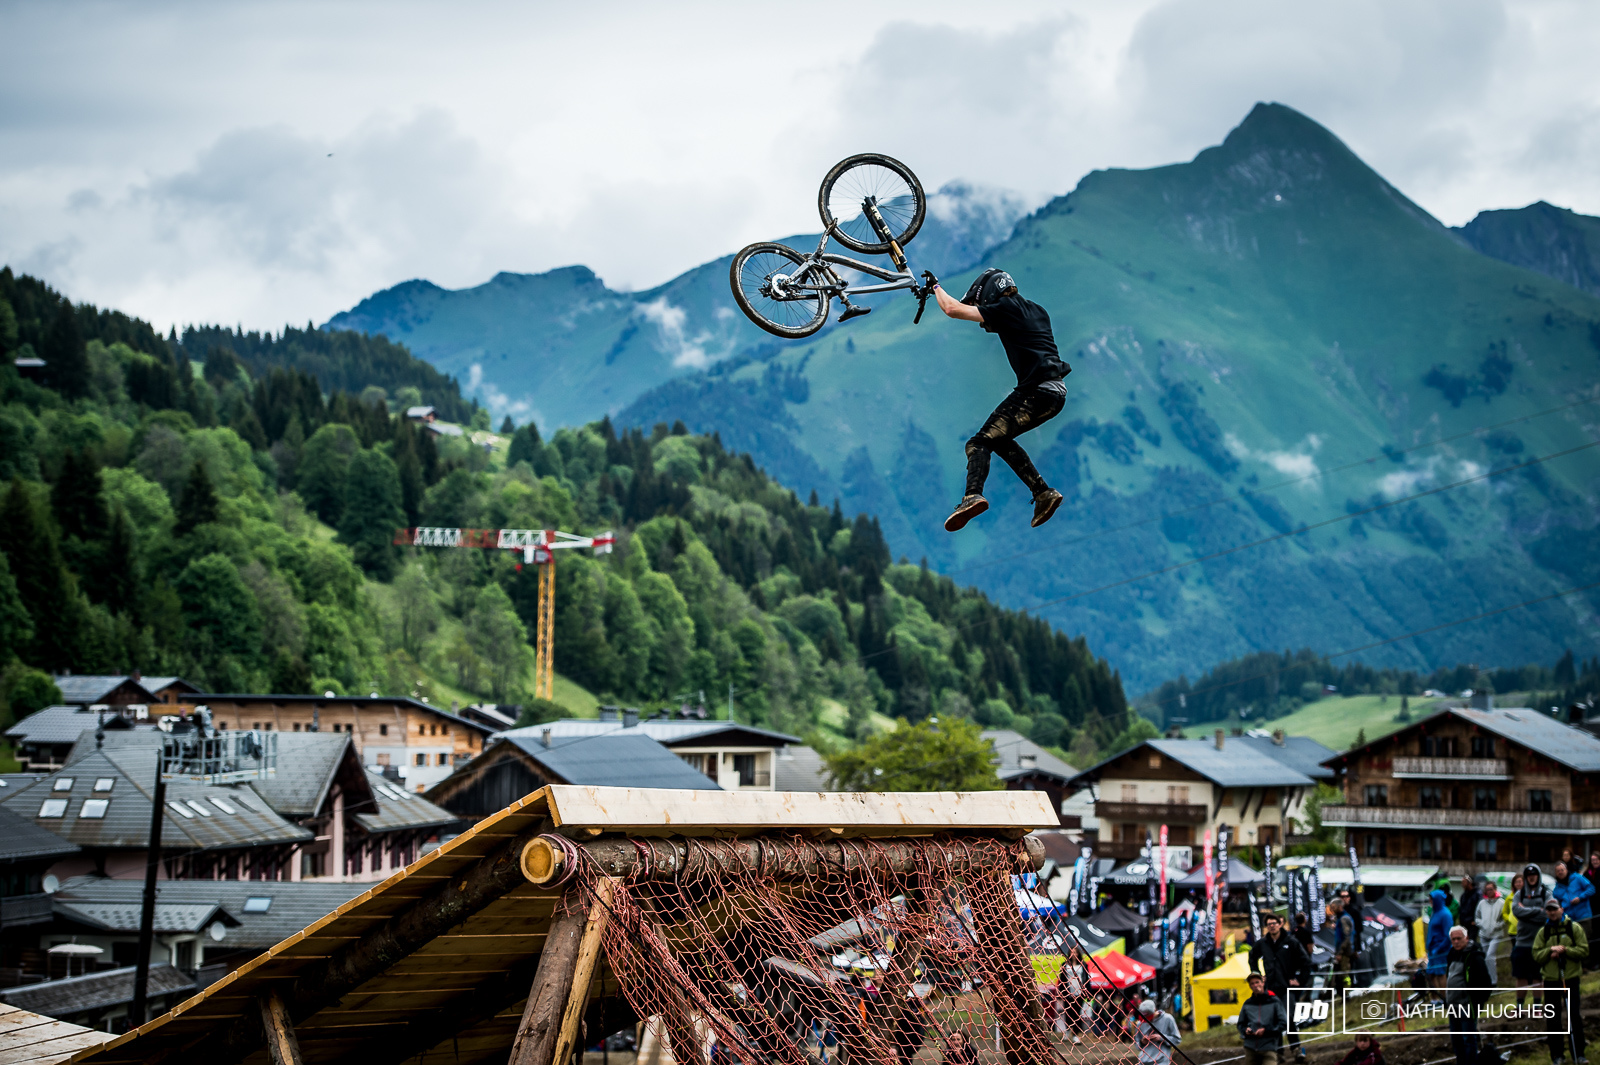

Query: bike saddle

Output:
[838, 305, 872, 323]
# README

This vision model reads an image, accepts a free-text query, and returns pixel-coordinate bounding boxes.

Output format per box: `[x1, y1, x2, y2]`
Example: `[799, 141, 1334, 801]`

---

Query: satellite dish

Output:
[209, 921, 227, 942]
[42, 875, 59, 894]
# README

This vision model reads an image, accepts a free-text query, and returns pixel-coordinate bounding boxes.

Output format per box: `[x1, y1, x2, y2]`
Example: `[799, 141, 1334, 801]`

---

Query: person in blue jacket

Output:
[1426, 889, 1453, 990]
[1552, 860, 1595, 959]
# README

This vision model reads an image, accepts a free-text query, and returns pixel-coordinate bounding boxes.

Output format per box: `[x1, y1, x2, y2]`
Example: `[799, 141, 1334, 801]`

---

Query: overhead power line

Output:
[950, 393, 1600, 578]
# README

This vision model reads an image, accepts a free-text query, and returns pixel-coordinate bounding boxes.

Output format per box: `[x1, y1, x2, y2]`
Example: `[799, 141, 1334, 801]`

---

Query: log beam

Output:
[551, 877, 616, 1065]
[523, 834, 1044, 885]
[258, 988, 304, 1065]
[508, 886, 592, 1065]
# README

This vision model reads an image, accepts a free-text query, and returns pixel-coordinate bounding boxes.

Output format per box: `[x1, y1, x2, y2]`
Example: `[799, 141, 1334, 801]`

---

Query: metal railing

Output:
[1390, 757, 1510, 778]
[1093, 801, 1209, 823]
[0, 894, 54, 928]
[161, 730, 277, 784]
[1321, 803, 1600, 834]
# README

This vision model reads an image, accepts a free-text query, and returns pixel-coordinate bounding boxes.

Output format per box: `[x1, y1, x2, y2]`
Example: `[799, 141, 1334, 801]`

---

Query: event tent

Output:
[1083, 949, 1155, 990]
[1175, 861, 1265, 888]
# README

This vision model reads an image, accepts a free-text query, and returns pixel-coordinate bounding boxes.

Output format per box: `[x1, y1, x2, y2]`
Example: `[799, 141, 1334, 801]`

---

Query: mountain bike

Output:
[730, 153, 939, 339]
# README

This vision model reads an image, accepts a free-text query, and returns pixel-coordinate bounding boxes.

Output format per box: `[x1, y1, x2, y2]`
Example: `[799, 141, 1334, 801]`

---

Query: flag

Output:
[1158, 824, 1169, 907]
[1347, 841, 1363, 894]
[1309, 856, 1325, 932]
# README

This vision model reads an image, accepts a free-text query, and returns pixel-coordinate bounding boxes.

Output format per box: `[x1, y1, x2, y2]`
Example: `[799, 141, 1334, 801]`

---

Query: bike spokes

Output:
[730, 243, 830, 339]
[819, 156, 924, 255]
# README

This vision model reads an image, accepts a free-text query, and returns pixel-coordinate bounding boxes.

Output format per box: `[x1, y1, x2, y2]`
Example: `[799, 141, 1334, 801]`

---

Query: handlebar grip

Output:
[914, 297, 927, 325]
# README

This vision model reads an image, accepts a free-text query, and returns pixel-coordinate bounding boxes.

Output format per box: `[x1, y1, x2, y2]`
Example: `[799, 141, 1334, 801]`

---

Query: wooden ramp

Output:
[69, 786, 1056, 1065]
[0, 1003, 114, 1064]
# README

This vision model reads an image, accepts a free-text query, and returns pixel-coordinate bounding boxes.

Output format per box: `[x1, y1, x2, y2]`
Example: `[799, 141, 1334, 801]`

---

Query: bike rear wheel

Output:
[818, 154, 925, 256]
[729, 242, 830, 339]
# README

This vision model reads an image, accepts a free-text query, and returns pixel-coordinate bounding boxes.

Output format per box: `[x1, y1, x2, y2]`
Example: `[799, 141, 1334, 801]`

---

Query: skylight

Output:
[210, 797, 237, 815]
[38, 799, 67, 818]
[80, 799, 109, 819]
[93, 778, 115, 792]
[52, 778, 74, 792]
[242, 897, 272, 913]
[185, 800, 213, 818]
[167, 801, 194, 819]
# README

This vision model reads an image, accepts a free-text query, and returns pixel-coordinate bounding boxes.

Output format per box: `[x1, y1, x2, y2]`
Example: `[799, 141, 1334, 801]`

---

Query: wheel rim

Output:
[737, 250, 824, 331]
[825, 162, 919, 248]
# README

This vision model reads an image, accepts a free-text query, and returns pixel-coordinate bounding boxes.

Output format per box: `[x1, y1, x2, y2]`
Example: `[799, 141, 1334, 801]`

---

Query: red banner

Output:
[1158, 824, 1169, 907]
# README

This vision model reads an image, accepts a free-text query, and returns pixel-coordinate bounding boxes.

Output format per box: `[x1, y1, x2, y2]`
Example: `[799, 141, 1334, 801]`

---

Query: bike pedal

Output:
[838, 305, 872, 323]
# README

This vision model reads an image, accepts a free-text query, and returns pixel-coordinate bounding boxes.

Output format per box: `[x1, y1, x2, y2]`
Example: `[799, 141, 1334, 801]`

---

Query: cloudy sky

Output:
[3, 0, 1597, 332]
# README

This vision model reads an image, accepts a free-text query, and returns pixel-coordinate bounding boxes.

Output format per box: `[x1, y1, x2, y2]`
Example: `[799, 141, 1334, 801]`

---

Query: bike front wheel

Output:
[818, 153, 925, 256]
[729, 242, 830, 339]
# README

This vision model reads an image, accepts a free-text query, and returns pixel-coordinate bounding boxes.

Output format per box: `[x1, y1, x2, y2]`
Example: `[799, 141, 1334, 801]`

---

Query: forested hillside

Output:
[0, 270, 1137, 762]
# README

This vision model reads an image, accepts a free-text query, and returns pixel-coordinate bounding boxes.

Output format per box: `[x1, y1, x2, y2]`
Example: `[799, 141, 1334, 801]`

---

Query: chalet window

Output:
[293, 722, 301, 732]
[1263, 790, 1278, 805]
[1474, 838, 1497, 861]
[419, 725, 426, 736]
[1364, 785, 1388, 807]
[1364, 834, 1387, 857]
[1148, 754, 1161, 768]
[416, 753, 426, 766]
[380, 724, 388, 736]
[1474, 788, 1497, 810]
[377, 753, 391, 766]
[1220, 790, 1234, 807]
[1471, 736, 1495, 758]
[1418, 836, 1445, 859]
[1421, 737, 1457, 757]
[1168, 786, 1190, 804]
[1121, 784, 1139, 803]
[1420, 787, 1445, 808]
[1529, 789, 1553, 812]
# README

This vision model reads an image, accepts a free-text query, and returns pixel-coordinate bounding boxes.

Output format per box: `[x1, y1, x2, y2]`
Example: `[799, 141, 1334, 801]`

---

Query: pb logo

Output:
[1292, 1001, 1330, 1024]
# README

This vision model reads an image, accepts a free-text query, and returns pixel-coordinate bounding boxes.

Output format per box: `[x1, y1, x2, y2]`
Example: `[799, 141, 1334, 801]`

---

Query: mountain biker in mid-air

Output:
[933, 268, 1069, 532]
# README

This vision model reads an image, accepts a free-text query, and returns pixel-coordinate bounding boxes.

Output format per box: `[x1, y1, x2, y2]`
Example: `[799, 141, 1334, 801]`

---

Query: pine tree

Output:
[177, 460, 220, 529]
[499, 415, 515, 434]
[0, 478, 79, 670]
[0, 552, 34, 663]
[338, 448, 406, 579]
[392, 424, 425, 524]
[101, 507, 138, 616]
[51, 447, 107, 541]
[507, 423, 542, 469]
[43, 302, 89, 399]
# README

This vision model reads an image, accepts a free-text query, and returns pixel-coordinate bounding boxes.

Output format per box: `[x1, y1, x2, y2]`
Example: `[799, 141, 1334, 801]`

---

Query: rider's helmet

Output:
[962, 268, 1017, 305]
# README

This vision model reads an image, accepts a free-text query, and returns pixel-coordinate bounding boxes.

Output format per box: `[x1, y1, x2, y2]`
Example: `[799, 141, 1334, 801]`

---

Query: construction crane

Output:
[393, 526, 615, 700]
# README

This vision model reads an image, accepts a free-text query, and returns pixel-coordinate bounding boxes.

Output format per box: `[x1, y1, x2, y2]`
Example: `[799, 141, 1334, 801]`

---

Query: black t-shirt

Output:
[978, 293, 1069, 390]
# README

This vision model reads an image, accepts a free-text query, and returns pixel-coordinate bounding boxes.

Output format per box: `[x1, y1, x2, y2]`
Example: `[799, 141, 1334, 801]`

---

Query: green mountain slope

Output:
[1456, 200, 1600, 298]
[324, 183, 1029, 430]
[620, 103, 1600, 693]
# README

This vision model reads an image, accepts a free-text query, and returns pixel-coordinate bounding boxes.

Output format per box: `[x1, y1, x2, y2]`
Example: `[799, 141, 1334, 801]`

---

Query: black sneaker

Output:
[944, 495, 988, 532]
[1031, 489, 1063, 528]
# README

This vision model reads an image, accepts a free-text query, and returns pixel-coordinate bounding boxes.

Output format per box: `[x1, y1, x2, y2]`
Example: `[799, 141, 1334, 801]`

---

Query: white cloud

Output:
[637, 297, 716, 369]
[1226, 432, 1324, 485]
[1, 0, 1597, 331]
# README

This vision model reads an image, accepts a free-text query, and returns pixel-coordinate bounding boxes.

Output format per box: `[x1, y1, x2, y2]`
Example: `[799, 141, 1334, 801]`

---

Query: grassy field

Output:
[1180, 694, 1453, 750]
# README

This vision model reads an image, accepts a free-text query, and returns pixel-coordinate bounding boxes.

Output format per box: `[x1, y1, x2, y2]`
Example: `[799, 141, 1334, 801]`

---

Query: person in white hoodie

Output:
[1475, 880, 1507, 986]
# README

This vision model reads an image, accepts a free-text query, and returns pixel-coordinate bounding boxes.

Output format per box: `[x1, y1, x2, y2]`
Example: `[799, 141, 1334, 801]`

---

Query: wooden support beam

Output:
[523, 834, 1045, 885]
[258, 988, 305, 1065]
[551, 878, 615, 1065]
[508, 886, 591, 1065]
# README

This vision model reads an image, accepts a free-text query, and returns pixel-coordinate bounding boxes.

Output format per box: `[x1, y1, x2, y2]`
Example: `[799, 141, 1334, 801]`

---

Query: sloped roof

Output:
[0, 747, 311, 852]
[50, 676, 157, 705]
[1323, 707, 1600, 773]
[774, 745, 835, 791]
[500, 734, 721, 790]
[1231, 732, 1339, 781]
[502, 717, 800, 747]
[1069, 738, 1315, 790]
[55, 901, 237, 934]
[0, 963, 193, 1018]
[244, 732, 355, 817]
[139, 676, 200, 696]
[982, 729, 1078, 783]
[182, 694, 498, 735]
[357, 769, 456, 833]
[0, 801, 80, 864]
[52, 876, 367, 953]
[4, 705, 158, 747]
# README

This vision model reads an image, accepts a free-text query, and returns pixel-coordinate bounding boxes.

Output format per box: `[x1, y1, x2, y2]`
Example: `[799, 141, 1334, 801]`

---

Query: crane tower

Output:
[393, 526, 615, 700]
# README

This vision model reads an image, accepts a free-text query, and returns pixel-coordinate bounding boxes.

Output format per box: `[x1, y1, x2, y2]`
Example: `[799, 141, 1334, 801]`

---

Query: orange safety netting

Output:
[565, 835, 1153, 1065]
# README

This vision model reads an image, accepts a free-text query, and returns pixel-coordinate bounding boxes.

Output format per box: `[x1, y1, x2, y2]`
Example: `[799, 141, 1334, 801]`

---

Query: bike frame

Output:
[777, 231, 918, 299]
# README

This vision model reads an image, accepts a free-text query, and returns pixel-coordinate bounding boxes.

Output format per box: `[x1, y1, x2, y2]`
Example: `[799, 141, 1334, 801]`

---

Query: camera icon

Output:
[1360, 998, 1385, 1021]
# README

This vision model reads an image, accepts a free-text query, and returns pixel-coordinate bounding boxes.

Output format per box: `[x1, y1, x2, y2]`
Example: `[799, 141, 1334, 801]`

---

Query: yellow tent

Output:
[1031, 938, 1128, 983]
[1190, 951, 1256, 1033]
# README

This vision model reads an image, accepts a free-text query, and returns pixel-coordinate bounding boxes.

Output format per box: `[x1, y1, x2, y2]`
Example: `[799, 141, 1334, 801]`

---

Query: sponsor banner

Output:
[1338, 988, 1570, 1036]
[1286, 988, 1337, 1034]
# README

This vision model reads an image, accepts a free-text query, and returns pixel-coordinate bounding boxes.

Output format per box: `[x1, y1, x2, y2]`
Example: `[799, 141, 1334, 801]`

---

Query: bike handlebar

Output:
[913, 271, 938, 324]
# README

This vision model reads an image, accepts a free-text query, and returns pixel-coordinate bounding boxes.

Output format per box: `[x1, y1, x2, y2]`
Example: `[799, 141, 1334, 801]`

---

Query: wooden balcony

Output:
[1094, 802, 1209, 824]
[1321, 804, 1600, 835]
[1390, 757, 1510, 780]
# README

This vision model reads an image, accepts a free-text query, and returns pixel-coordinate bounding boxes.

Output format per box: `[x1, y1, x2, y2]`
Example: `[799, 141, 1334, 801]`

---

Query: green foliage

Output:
[822, 717, 1002, 792]
[298, 423, 360, 524]
[176, 460, 219, 529]
[338, 448, 405, 578]
[0, 663, 61, 723]
[514, 698, 567, 728]
[1303, 782, 1345, 846]
[0, 554, 34, 663]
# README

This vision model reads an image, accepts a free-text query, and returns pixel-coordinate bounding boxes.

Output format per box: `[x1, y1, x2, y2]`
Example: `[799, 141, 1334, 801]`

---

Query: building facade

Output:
[1320, 704, 1600, 874]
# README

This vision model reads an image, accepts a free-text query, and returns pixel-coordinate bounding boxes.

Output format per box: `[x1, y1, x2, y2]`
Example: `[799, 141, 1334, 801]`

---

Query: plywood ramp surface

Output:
[0, 1003, 114, 1064]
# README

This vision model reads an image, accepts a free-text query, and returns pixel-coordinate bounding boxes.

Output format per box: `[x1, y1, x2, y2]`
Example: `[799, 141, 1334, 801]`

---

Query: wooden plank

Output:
[1, 1029, 114, 1064]
[551, 879, 614, 1065]
[543, 785, 1058, 833]
[258, 988, 304, 1065]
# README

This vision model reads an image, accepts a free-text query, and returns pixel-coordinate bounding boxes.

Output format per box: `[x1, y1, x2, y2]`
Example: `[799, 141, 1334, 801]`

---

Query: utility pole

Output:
[130, 756, 166, 1027]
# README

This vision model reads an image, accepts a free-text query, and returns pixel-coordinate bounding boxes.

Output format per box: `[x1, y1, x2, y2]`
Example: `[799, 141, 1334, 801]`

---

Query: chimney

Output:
[1214, 729, 1224, 751]
[622, 707, 639, 728]
[1272, 728, 1286, 747]
[598, 705, 620, 723]
[541, 727, 552, 749]
[1470, 690, 1494, 711]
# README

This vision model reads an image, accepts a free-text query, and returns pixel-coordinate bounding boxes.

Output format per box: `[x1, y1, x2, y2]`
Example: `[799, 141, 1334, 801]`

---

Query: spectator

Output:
[942, 1029, 976, 1065]
[1426, 890, 1453, 990]
[1510, 865, 1550, 1007]
[1338, 1034, 1385, 1065]
[1458, 876, 1481, 941]
[1330, 899, 1358, 992]
[1135, 999, 1180, 1065]
[1474, 879, 1507, 985]
[1239, 973, 1286, 1065]
[1250, 913, 1311, 1064]
[1293, 913, 1314, 953]
[1338, 888, 1364, 953]
[1552, 861, 1595, 957]
[1444, 925, 1491, 1065]
[1585, 853, 1600, 895]
[1533, 897, 1588, 1065]
[1055, 948, 1089, 1044]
